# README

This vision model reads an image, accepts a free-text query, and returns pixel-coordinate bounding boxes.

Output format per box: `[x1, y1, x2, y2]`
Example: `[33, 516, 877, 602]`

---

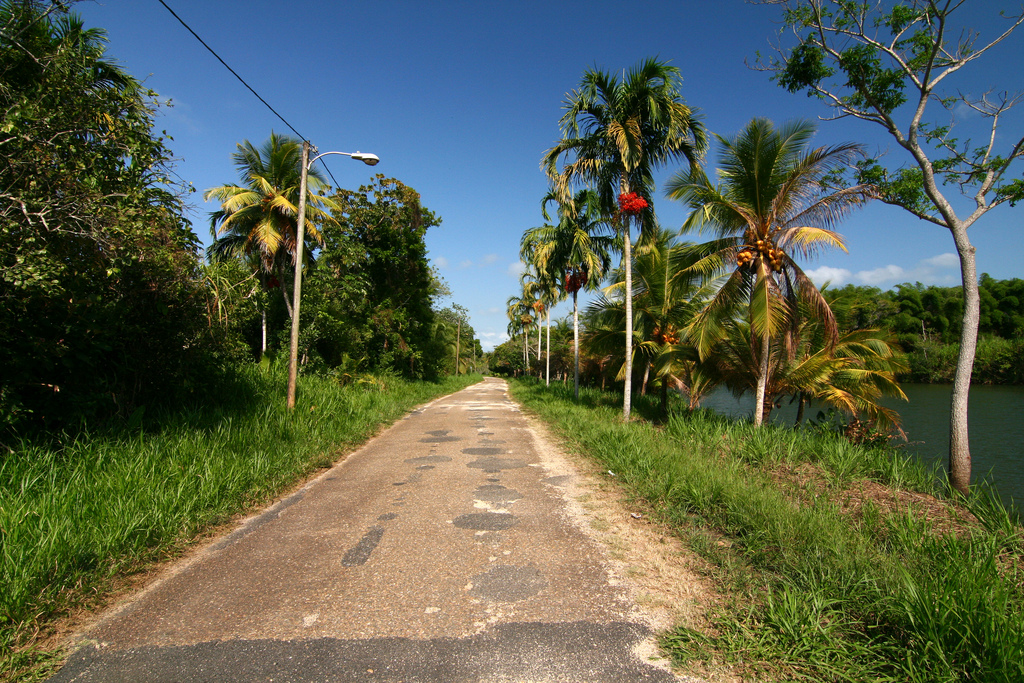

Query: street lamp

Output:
[287, 141, 379, 410]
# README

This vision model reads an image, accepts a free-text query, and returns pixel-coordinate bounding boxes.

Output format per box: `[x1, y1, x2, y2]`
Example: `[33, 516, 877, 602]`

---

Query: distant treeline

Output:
[829, 275, 1024, 384]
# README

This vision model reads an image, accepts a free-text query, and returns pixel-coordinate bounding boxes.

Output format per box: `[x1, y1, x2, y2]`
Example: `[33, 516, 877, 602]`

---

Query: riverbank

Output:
[509, 378, 1024, 681]
[0, 369, 482, 682]
[899, 335, 1024, 385]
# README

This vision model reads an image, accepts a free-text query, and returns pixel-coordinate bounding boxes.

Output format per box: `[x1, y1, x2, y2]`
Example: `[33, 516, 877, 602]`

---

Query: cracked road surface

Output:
[52, 378, 677, 682]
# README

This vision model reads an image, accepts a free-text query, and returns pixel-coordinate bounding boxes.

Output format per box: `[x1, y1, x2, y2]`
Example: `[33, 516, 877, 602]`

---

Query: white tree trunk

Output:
[261, 309, 267, 357]
[573, 291, 580, 399]
[754, 332, 769, 427]
[621, 182, 633, 421]
[949, 225, 978, 495]
[546, 310, 551, 386]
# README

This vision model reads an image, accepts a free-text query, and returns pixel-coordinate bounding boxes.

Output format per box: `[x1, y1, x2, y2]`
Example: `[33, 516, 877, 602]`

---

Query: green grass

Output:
[0, 367, 481, 681]
[509, 378, 1024, 682]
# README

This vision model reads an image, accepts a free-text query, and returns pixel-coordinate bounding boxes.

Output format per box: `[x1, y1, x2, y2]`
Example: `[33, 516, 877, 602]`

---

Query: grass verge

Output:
[509, 378, 1023, 682]
[1, 367, 481, 681]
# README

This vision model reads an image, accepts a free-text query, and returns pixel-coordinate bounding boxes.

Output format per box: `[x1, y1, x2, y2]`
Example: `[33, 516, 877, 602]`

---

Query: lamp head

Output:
[351, 152, 380, 166]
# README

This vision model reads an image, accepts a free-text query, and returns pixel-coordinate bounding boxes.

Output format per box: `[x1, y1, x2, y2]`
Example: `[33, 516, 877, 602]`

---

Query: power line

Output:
[155, 0, 304, 140]
[154, 0, 346, 192]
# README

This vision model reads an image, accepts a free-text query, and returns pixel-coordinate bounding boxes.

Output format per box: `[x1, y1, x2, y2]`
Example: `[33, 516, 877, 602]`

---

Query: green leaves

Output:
[836, 44, 907, 113]
[777, 41, 834, 95]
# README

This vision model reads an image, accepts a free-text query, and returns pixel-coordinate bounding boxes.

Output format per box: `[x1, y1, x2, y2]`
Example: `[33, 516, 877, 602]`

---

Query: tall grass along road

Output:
[1, 369, 481, 681]
[510, 378, 1023, 682]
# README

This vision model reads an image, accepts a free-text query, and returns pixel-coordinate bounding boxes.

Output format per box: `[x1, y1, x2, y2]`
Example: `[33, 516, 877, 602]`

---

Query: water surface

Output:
[699, 384, 1024, 509]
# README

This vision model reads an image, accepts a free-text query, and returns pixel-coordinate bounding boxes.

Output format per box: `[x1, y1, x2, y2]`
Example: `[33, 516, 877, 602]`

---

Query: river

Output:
[699, 384, 1024, 510]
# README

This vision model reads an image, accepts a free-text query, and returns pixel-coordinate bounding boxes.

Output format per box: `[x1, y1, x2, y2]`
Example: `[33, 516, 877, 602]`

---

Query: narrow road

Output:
[52, 378, 678, 682]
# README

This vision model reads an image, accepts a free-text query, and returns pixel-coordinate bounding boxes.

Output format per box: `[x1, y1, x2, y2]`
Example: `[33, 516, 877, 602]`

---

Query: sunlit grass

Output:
[0, 367, 480, 681]
[510, 378, 1024, 682]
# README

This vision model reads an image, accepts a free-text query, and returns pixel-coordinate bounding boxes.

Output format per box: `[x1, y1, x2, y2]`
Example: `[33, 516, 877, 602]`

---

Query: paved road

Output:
[53, 378, 678, 682]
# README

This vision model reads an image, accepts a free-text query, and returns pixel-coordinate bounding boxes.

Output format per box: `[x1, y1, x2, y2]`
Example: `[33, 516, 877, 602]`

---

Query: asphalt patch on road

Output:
[469, 564, 548, 602]
[473, 485, 522, 503]
[341, 526, 385, 566]
[466, 456, 527, 472]
[462, 447, 505, 456]
[51, 622, 674, 682]
[452, 513, 518, 531]
[404, 455, 452, 464]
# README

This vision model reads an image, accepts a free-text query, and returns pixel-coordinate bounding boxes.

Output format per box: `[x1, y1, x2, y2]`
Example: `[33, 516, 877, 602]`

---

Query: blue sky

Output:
[78, 0, 1023, 350]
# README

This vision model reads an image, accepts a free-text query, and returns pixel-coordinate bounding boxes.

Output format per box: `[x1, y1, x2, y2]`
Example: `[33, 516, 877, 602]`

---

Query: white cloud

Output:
[482, 253, 499, 265]
[856, 264, 908, 286]
[924, 253, 959, 268]
[458, 259, 473, 269]
[433, 256, 449, 269]
[807, 253, 961, 289]
[507, 261, 526, 277]
[805, 266, 853, 288]
[479, 330, 509, 351]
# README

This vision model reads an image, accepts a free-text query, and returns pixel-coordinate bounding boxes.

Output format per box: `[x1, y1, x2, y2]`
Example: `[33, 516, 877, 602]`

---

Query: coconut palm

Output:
[206, 133, 340, 323]
[668, 118, 874, 426]
[525, 188, 614, 398]
[544, 57, 707, 420]
[710, 316, 907, 433]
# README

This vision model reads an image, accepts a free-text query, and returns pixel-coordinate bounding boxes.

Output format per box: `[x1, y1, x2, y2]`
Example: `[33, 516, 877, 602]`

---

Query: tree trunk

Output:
[280, 266, 294, 321]
[261, 308, 267, 357]
[754, 332, 769, 426]
[573, 291, 580, 400]
[622, 194, 633, 421]
[546, 310, 551, 386]
[949, 226, 978, 495]
[641, 361, 650, 396]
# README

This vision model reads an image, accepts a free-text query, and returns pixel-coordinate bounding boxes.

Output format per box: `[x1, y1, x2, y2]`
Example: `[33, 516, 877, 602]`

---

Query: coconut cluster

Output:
[652, 324, 680, 345]
[736, 237, 783, 271]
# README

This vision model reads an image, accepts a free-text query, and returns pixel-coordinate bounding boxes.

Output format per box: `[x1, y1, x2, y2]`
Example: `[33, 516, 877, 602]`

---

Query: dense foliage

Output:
[830, 276, 1024, 384]
[0, 1, 477, 438]
[0, 0, 209, 431]
[308, 175, 446, 378]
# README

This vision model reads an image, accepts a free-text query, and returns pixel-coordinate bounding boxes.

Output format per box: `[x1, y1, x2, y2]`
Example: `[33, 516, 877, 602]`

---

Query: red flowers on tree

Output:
[564, 268, 589, 294]
[617, 192, 648, 215]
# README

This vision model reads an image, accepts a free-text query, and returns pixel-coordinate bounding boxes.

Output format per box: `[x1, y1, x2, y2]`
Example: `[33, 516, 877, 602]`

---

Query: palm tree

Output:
[668, 118, 874, 426]
[710, 316, 907, 433]
[518, 268, 545, 370]
[505, 293, 534, 369]
[205, 133, 339, 325]
[587, 229, 716, 416]
[544, 57, 707, 420]
[525, 188, 614, 398]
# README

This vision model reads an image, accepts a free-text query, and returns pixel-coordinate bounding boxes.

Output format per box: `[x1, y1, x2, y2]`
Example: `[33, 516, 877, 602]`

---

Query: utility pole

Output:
[286, 140, 311, 410]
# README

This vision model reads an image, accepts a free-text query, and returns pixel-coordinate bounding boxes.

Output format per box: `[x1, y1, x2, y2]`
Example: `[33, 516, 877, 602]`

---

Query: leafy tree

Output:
[544, 57, 707, 420]
[669, 118, 873, 425]
[1, 0, 206, 430]
[761, 0, 1024, 492]
[435, 304, 476, 375]
[505, 292, 535, 368]
[315, 175, 441, 378]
